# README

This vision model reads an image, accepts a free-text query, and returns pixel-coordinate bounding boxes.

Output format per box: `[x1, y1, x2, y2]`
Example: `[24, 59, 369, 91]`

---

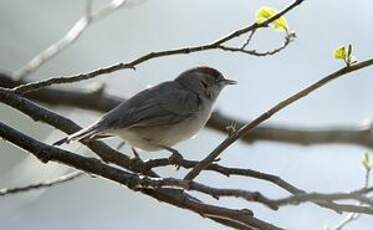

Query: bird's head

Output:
[176, 66, 237, 100]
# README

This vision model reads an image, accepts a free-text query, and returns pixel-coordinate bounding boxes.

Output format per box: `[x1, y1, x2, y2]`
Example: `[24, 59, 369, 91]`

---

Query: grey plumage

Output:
[54, 66, 236, 151]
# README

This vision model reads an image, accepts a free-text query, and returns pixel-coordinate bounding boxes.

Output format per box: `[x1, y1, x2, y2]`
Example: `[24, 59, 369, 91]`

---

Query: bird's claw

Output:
[168, 151, 184, 170]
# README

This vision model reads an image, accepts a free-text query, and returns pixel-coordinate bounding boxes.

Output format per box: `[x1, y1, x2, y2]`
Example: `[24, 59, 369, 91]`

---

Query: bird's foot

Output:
[168, 150, 184, 170]
[129, 155, 147, 174]
[157, 145, 184, 170]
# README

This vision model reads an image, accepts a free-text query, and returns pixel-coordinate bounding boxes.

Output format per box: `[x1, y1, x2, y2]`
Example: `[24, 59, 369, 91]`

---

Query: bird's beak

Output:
[221, 78, 237, 85]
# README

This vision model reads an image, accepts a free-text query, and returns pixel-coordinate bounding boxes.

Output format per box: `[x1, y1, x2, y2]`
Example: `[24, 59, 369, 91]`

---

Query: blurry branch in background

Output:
[12, 0, 128, 80]
[0, 171, 83, 196]
[3, 72, 373, 149]
[184, 57, 373, 181]
[11, 0, 303, 94]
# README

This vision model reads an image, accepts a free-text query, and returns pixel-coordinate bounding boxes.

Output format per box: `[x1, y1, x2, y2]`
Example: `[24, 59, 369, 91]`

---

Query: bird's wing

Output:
[102, 81, 202, 129]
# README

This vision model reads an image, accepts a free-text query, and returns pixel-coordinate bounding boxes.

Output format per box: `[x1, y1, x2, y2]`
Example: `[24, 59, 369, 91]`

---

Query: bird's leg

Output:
[116, 142, 144, 170]
[115, 141, 141, 160]
[160, 145, 184, 170]
[129, 147, 147, 175]
[131, 147, 141, 159]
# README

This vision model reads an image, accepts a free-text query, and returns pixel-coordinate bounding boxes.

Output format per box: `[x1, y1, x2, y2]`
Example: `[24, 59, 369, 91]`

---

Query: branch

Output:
[132, 177, 373, 215]
[0, 120, 281, 230]
[3, 72, 373, 148]
[12, 0, 128, 80]
[0, 171, 83, 196]
[12, 0, 304, 94]
[274, 186, 373, 209]
[141, 157, 373, 215]
[184, 58, 373, 181]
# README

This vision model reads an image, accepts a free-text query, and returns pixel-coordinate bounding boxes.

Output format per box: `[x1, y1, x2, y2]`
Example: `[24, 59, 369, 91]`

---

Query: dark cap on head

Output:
[189, 66, 223, 79]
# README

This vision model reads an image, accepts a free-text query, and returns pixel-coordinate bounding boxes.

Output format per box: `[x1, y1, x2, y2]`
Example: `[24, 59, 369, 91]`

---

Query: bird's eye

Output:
[201, 81, 208, 88]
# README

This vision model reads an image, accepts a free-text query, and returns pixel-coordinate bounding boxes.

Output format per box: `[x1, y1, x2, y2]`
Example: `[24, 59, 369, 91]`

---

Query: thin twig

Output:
[0, 171, 83, 196]
[241, 29, 256, 49]
[12, 0, 304, 94]
[219, 31, 296, 57]
[12, 0, 127, 80]
[184, 58, 373, 181]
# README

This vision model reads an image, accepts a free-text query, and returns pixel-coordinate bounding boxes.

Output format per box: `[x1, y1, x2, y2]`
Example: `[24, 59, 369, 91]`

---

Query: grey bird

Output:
[54, 66, 236, 154]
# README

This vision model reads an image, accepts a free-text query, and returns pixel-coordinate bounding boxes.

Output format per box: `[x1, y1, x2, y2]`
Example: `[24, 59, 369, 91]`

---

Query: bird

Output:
[54, 66, 236, 156]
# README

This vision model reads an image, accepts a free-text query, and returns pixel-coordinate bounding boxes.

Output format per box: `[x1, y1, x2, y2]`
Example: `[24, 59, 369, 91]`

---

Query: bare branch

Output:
[134, 177, 373, 215]
[141, 159, 373, 215]
[12, 0, 128, 80]
[0, 171, 83, 196]
[240, 29, 256, 50]
[12, 0, 304, 94]
[273, 187, 373, 208]
[184, 58, 373, 181]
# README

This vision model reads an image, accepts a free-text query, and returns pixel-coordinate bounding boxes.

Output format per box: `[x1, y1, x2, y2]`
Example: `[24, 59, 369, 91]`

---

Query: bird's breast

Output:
[113, 105, 213, 152]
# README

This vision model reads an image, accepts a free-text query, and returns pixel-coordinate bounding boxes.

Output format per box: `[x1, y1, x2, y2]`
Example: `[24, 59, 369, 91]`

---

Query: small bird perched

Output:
[54, 66, 236, 155]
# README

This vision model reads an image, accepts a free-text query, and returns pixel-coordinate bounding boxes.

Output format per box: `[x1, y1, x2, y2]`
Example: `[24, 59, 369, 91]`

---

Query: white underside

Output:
[110, 104, 213, 151]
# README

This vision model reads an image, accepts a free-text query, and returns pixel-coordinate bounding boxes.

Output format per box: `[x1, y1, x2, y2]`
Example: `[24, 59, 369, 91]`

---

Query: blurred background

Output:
[1, 0, 373, 229]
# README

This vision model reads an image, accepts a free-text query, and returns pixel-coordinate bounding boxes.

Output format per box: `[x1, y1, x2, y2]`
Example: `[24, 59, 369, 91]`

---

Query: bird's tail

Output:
[53, 124, 105, 146]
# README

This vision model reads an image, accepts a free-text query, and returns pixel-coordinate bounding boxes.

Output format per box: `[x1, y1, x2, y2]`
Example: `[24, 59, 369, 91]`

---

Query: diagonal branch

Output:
[12, 0, 128, 80]
[184, 58, 373, 181]
[12, 0, 304, 94]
